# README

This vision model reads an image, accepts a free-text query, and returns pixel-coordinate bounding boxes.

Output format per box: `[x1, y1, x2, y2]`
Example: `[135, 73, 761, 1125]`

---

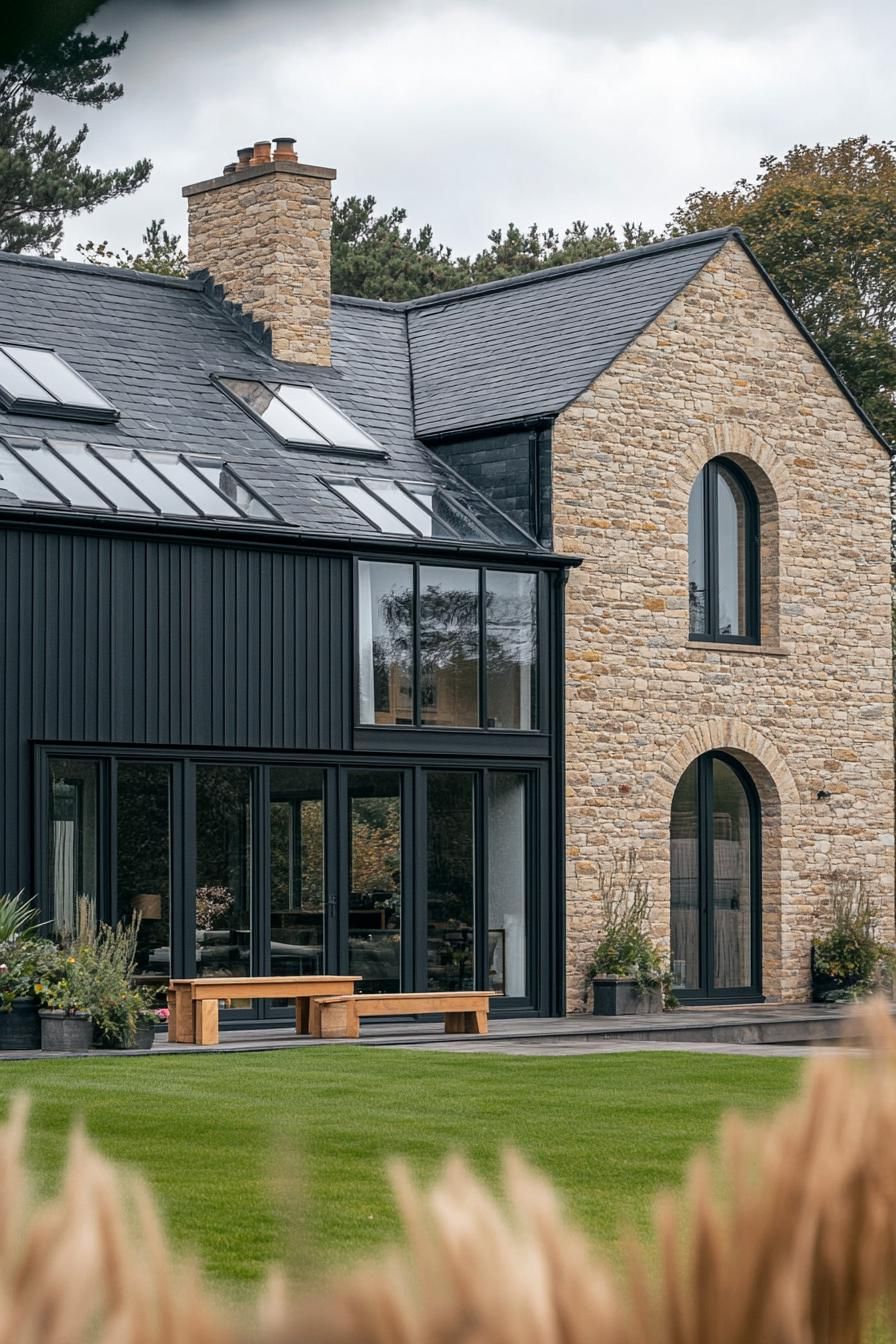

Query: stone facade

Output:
[183, 159, 335, 365]
[552, 238, 894, 1007]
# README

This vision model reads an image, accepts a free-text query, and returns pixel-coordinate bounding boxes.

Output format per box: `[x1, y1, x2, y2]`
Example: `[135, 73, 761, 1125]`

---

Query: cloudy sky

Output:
[47, 0, 896, 261]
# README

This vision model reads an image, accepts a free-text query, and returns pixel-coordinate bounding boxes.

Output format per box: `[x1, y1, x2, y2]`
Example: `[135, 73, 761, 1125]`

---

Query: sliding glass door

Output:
[41, 753, 540, 1014]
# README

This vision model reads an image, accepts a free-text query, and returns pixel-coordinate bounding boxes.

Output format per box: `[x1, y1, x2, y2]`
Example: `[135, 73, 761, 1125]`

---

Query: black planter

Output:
[0, 998, 41, 1051]
[39, 1010, 93, 1052]
[133, 1023, 156, 1050]
[593, 976, 663, 1016]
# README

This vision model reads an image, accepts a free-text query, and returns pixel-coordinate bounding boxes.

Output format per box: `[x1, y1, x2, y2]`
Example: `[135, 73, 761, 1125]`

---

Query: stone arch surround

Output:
[674, 423, 795, 649]
[657, 718, 801, 1002]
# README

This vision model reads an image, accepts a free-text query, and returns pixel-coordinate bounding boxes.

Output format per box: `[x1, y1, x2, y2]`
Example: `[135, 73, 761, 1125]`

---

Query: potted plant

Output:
[811, 873, 896, 1002]
[38, 953, 95, 1052]
[588, 851, 676, 1015]
[0, 893, 57, 1051]
[0, 937, 61, 1050]
[133, 1005, 168, 1050]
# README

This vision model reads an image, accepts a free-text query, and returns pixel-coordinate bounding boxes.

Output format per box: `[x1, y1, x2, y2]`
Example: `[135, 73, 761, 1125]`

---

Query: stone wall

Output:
[552, 238, 894, 1007]
[184, 161, 334, 365]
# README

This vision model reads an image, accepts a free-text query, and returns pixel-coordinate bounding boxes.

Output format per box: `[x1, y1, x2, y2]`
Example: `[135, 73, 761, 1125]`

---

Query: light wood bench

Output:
[309, 990, 495, 1040]
[166, 976, 360, 1046]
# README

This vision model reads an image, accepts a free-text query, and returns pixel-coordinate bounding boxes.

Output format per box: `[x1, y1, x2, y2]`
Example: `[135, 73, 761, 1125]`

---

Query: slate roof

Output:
[0, 250, 536, 547]
[7, 225, 851, 548]
[402, 231, 731, 438]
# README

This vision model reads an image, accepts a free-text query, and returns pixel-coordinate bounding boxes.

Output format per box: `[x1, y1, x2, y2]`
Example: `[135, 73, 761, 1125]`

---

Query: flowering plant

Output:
[0, 939, 64, 1011]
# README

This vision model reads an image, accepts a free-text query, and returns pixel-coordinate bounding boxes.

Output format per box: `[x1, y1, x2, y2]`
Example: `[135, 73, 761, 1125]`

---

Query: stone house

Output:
[0, 135, 890, 1017]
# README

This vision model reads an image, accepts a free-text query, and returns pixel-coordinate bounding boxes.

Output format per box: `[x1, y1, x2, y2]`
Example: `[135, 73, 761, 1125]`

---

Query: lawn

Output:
[0, 1048, 800, 1290]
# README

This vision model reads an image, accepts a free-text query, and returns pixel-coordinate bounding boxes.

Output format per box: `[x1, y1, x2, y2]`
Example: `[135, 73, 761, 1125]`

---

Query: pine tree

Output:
[0, 2, 151, 255]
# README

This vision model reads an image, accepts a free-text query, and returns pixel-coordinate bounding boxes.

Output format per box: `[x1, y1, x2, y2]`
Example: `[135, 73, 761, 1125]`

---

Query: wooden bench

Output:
[309, 990, 495, 1040]
[166, 976, 361, 1046]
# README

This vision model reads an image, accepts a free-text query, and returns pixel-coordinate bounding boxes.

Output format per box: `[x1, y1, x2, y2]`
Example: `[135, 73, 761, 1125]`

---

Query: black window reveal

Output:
[688, 458, 759, 643]
[357, 560, 539, 730]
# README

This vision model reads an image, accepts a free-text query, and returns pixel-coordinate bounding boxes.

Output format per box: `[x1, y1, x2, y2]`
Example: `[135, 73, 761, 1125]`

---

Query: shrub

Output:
[0, 938, 62, 1011]
[588, 850, 676, 1008]
[41, 904, 153, 1046]
[812, 873, 896, 1001]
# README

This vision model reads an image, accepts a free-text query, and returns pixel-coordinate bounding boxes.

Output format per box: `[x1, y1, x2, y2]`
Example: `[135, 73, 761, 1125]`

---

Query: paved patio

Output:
[1, 1002, 871, 1060]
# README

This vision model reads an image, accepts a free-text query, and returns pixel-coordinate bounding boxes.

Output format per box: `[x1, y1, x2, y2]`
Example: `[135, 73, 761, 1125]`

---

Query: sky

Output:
[45, 0, 896, 261]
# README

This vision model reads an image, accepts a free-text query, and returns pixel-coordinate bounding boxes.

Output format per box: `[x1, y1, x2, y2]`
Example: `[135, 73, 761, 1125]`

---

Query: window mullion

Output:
[413, 562, 421, 727]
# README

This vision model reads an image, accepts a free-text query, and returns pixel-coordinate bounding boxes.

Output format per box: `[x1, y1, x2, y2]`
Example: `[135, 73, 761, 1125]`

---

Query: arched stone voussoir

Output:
[656, 717, 802, 811]
[670, 422, 796, 513]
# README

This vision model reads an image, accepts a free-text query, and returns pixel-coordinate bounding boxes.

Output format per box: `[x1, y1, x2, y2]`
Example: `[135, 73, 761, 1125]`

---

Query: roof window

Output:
[325, 476, 535, 546]
[0, 345, 118, 422]
[218, 377, 384, 456]
[0, 439, 279, 522]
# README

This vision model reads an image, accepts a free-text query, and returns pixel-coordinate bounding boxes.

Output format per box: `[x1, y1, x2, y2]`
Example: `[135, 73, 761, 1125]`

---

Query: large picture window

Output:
[357, 560, 539, 729]
[688, 459, 759, 643]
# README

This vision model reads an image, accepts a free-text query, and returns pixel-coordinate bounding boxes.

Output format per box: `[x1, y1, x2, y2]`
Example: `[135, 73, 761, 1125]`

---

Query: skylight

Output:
[0, 439, 280, 522]
[325, 476, 535, 546]
[218, 377, 384, 456]
[0, 345, 118, 422]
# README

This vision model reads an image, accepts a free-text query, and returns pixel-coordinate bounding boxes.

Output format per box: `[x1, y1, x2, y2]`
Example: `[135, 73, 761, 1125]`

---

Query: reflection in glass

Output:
[194, 766, 252, 981]
[712, 758, 752, 989]
[348, 771, 402, 992]
[716, 465, 747, 637]
[270, 767, 325, 976]
[688, 470, 706, 636]
[426, 773, 475, 991]
[487, 773, 527, 997]
[670, 761, 700, 990]
[420, 566, 479, 727]
[116, 764, 172, 984]
[49, 759, 99, 934]
[357, 561, 414, 725]
[486, 571, 537, 729]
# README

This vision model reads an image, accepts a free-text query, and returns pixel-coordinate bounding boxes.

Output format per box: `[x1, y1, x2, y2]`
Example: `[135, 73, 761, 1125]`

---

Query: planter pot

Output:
[0, 998, 41, 1051]
[593, 976, 663, 1016]
[810, 947, 864, 1003]
[133, 1024, 156, 1050]
[39, 1010, 93, 1053]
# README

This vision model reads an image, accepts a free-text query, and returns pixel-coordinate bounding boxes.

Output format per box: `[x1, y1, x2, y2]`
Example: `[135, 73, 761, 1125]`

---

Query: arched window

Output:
[670, 751, 761, 1000]
[688, 459, 759, 643]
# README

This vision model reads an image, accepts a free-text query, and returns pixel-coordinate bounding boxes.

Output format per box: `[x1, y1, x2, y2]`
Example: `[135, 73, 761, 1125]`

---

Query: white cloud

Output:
[45, 0, 896, 261]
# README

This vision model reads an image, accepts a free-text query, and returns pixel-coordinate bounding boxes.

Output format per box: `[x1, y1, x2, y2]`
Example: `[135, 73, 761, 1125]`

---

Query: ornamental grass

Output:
[2, 1004, 896, 1344]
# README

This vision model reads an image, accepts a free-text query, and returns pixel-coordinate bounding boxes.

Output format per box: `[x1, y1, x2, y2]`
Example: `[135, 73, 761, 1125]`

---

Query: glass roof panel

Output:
[439, 486, 533, 545]
[98, 447, 200, 516]
[407, 487, 486, 541]
[19, 444, 108, 508]
[142, 451, 241, 518]
[9, 347, 113, 411]
[0, 350, 55, 404]
[193, 461, 278, 521]
[0, 443, 60, 503]
[219, 378, 328, 446]
[329, 480, 415, 535]
[365, 481, 436, 536]
[50, 441, 153, 512]
[273, 385, 381, 452]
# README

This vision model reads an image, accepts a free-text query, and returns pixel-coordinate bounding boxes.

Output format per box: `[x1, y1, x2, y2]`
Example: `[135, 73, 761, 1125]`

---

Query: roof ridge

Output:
[0, 248, 203, 291]
[332, 228, 738, 314]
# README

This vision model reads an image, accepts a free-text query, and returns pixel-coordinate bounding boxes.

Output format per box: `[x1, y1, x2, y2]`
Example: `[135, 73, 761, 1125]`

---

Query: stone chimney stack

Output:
[182, 136, 336, 366]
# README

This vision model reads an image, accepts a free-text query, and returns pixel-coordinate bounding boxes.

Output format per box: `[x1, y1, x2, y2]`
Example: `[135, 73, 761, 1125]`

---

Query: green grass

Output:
[0, 1049, 800, 1289]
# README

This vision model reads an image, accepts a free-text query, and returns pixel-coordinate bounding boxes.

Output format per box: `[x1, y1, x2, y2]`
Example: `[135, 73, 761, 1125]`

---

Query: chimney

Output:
[182, 136, 336, 366]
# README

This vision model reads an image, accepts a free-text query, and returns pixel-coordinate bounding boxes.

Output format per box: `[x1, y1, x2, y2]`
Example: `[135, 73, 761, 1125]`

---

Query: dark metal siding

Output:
[0, 525, 352, 893]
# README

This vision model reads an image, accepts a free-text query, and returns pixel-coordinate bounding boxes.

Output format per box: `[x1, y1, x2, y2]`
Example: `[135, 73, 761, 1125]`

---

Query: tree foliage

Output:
[670, 136, 896, 444]
[330, 195, 659, 300]
[76, 218, 188, 276]
[0, 5, 151, 255]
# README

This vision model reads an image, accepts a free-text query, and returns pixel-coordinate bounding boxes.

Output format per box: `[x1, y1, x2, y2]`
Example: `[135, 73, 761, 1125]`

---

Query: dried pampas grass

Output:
[2, 1004, 896, 1344]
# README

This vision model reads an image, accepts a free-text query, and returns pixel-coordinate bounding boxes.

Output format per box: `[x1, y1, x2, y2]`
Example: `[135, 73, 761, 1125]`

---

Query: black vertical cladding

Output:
[0, 523, 354, 893]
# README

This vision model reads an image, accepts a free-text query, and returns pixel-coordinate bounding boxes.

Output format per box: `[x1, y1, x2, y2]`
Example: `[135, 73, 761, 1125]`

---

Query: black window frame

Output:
[354, 557, 542, 733]
[689, 457, 760, 645]
[0, 342, 119, 423]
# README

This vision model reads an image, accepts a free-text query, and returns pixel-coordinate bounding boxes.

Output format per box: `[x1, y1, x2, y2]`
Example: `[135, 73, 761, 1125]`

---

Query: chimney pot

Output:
[250, 140, 272, 166]
[273, 136, 298, 163]
[223, 162, 237, 174]
[235, 146, 252, 172]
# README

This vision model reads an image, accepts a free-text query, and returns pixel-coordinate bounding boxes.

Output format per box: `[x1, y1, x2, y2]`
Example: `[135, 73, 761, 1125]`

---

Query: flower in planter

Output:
[588, 850, 677, 1010]
[156, 1008, 170, 1022]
